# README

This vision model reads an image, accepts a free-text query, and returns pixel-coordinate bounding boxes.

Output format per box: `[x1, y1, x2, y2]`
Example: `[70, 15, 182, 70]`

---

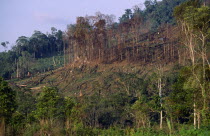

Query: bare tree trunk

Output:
[194, 100, 197, 129]
[126, 49, 129, 62]
[198, 32, 208, 125]
[198, 112, 200, 129]
[69, 40, 72, 64]
[157, 65, 163, 130]
[16, 60, 19, 78]
[163, 45, 166, 59]
[121, 48, 123, 61]
[183, 49, 186, 65]
[64, 43, 66, 67]
[144, 48, 146, 63]
[99, 49, 101, 62]
[160, 110, 163, 129]
[53, 56, 56, 66]
[66, 118, 71, 131]
[178, 49, 181, 65]
[0, 117, 5, 136]
[158, 77, 163, 129]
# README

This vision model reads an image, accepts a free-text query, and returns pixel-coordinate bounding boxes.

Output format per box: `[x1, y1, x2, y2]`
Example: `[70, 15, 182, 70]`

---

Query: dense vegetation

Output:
[0, 28, 64, 79]
[0, 0, 210, 135]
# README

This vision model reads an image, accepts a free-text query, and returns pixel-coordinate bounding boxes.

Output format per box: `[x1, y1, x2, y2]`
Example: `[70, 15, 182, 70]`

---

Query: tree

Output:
[164, 70, 193, 133]
[156, 65, 164, 129]
[55, 30, 64, 53]
[130, 9, 143, 59]
[35, 87, 63, 134]
[16, 36, 29, 55]
[174, 0, 210, 128]
[183, 7, 210, 126]
[119, 9, 133, 23]
[16, 88, 36, 118]
[94, 19, 107, 61]
[17, 51, 33, 78]
[74, 17, 91, 60]
[1, 41, 9, 48]
[132, 97, 150, 128]
[0, 77, 16, 136]
[64, 97, 76, 134]
[144, 0, 187, 29]
[0, 51, 17, 79]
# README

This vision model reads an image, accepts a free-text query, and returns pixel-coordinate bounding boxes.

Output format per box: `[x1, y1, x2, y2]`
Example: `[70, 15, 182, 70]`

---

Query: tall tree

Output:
[35, 87, 63, 130]
[94, 19, 107, 61]
[0, 77, 16, 136]
[74, 17, 91, 60]
[174, 0, 210, 128]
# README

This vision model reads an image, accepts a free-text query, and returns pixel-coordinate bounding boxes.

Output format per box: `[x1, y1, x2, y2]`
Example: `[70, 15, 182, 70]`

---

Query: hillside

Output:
[12, 61, 177, 96]
[12, 24, 181, 96]
[1, 0, 210, 136]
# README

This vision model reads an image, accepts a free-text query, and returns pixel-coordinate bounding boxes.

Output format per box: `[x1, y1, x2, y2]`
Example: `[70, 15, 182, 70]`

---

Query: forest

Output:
[0, 0, 210, 135]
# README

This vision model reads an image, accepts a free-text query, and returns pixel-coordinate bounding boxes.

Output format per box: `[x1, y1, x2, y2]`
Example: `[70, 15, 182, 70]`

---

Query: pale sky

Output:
[0, 0, 146, 52]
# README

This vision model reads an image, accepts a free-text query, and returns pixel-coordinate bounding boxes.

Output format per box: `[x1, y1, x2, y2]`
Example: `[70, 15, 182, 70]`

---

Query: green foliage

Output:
[82, 92, 133, 129]
[17, 51, 34, 77]
[133, 128, 167, 136]
[0, 77, 16, 119]
[0, 51, 17, 79]
[1, 64, 210, 135]
[72, 123, 98, 136]
[31, 54, 64, 73]
[22, 123, 41, 136]
[144, 0, 187, 29]
[0, 27, 64, 79]
[167, 69, 194, 124]
[16, 88, 36, 121]
[132, 97, 150, 128]
[64, 97, 75, 118]
[98, 127, 126, 136]
[118, 0, 187, 29]
[178, 125, 210, 136]
[174, 0, 201, 20]
[119, 9, 133, 23]
[174, 0, 210, 35]
[10, 111, 25, 135]
[35, 87, 64, 121]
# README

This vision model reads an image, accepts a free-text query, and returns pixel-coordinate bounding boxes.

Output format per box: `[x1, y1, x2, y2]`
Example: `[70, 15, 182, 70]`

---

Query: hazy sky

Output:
[0, 0, 146, 51]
